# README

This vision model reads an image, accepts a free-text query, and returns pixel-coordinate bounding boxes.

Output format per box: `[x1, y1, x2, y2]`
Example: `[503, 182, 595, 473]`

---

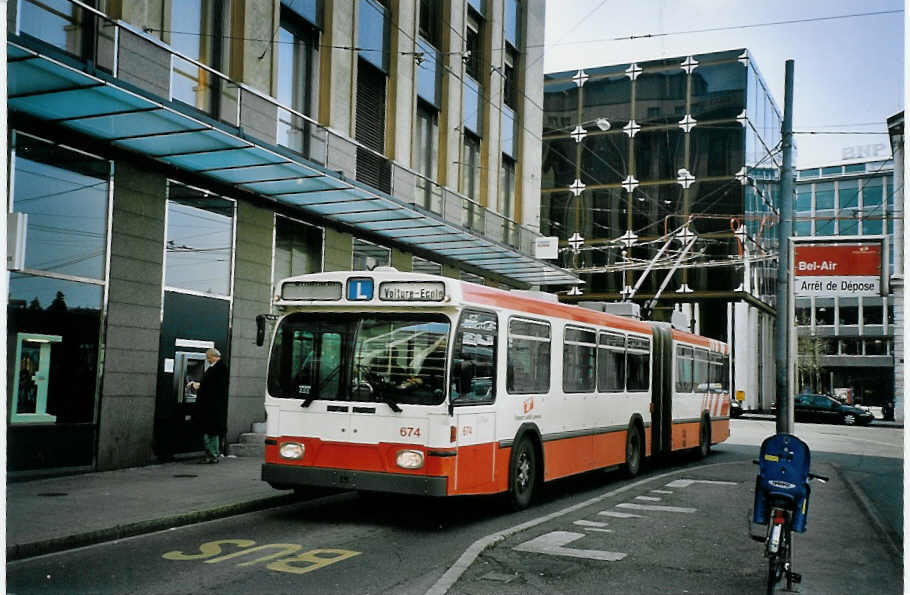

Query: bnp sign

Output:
[793, 242, 885, 297]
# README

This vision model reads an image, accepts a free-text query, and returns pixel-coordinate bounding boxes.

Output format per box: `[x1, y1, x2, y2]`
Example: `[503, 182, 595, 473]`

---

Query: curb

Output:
[839, 467, 903, 563]
[6, 494, 297, 562]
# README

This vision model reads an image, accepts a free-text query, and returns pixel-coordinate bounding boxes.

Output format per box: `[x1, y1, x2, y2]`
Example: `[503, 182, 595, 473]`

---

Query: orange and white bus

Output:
[259, 269, 730, 509]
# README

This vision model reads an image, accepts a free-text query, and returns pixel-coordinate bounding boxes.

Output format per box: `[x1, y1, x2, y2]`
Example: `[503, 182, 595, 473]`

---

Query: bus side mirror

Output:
[256, 315, 266, 347]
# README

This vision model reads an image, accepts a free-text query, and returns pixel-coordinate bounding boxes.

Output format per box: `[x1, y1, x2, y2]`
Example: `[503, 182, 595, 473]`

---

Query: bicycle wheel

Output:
[766, 553, 779, 595]
[783, 525, 793, 591]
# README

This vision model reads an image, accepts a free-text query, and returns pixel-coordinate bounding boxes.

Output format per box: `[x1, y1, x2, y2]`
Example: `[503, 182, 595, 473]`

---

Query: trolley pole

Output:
[775, 60, 795, 434]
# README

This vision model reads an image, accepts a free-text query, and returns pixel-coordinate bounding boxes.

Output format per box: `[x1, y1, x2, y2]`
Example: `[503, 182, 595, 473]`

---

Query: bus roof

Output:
[275, 270, 726, 352]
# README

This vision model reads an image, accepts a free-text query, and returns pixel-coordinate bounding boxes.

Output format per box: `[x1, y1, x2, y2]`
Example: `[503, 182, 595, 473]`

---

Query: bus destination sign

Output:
[378, 281, 446, 302]
[793, 243, 882, 297]
[282, 281, 342, 301]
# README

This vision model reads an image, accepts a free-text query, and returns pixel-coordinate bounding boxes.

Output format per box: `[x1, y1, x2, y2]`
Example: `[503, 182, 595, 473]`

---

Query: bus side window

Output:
[451, 310, 497, 403]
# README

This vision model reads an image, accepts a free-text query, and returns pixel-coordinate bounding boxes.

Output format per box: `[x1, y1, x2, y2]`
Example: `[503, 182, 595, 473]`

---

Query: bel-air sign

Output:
[793, 243, 883, 297]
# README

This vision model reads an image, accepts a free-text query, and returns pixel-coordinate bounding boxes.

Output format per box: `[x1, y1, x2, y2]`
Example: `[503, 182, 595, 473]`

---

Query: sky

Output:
[543, 0, 905, 168]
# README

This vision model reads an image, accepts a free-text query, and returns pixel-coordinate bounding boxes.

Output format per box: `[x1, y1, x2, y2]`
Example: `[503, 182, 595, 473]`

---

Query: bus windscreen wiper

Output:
[379, 392, 402, 413]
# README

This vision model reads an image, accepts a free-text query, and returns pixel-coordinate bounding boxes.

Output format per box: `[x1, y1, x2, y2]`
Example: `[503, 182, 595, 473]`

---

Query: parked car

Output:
[794, 393, 874, 426]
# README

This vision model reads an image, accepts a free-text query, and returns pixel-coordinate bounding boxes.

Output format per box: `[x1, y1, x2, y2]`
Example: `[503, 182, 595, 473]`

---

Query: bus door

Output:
[450, 310, 498, 492]
[650, 323, 674, 455]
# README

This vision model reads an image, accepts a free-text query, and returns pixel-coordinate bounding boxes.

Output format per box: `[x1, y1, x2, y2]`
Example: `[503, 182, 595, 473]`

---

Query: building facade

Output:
[793, 159, 898, 406]
[6, 0, 574, 475]
[540, 49, 782, 411]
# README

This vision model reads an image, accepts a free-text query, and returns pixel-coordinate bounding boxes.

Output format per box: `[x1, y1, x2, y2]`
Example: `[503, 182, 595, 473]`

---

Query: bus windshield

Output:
[268, 313, 451, 406]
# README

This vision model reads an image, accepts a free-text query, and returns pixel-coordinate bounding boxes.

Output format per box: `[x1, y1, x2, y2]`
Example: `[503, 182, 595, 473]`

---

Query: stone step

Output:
[227, 441, 264, 458]
[238, 432, 266, 445]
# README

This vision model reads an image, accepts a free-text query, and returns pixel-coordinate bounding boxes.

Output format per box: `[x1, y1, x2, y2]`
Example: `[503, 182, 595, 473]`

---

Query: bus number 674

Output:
[400, 427, 420, 438]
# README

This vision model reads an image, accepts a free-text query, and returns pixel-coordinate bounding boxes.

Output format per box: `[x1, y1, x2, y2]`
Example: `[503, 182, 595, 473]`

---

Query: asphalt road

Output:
[6, 419, 902, 594]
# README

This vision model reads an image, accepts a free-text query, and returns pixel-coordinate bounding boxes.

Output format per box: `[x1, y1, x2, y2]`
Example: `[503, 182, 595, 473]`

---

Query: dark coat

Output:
[195, 359, 229, 435]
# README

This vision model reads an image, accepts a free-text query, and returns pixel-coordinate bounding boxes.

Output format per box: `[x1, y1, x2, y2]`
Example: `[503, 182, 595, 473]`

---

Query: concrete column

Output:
[227, 201, 274, 441]
[97, 164, 166, 470]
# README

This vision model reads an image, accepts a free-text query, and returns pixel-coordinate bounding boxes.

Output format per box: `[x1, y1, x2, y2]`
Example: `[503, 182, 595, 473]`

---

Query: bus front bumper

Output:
[261, 463, 449, 497]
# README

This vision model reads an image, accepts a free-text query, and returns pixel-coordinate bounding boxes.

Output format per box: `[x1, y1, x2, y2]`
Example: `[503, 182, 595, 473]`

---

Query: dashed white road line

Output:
[616, 503, 697, 513]
[635, 496, 662, 501]
[573, 520, 609, 528]
[425, 462, 741, 595]
[598, 510, 642, 519]
[665, 479, 738, 488]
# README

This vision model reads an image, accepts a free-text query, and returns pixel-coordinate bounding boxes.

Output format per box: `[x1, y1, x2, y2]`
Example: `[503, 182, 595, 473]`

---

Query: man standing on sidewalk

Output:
[188, 348, 229, 464]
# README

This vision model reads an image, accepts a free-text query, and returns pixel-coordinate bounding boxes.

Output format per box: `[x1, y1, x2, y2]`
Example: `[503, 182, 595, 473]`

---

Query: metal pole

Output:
[775, 60, 795, 434]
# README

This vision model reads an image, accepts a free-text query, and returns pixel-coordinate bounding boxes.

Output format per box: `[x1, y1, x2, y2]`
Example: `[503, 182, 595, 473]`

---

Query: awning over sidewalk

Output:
[8, 42, 578, 287]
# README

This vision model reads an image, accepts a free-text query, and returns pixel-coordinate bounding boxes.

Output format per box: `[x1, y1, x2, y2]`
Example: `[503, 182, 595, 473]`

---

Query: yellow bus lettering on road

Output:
[267, 549, 361, 575]
[163, 539, 255, 561]
[205, 544, 302, 566]
[164, 541, 360, 574]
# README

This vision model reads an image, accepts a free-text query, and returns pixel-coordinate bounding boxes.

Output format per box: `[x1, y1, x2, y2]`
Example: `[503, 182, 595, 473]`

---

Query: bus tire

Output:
[623, 422, 643, 478]
[697, 415, 711, 459]
[508, 437, 537, 511]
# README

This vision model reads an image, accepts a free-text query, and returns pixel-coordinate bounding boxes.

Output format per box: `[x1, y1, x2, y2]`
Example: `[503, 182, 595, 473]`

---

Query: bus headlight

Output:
[279, 442, 305, 459]
[396, 449, 424, 469]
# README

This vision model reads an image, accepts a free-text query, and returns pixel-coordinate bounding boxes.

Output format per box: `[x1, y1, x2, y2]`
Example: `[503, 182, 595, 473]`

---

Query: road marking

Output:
[598, 510, 642, 518]
[635, 496, 661, 501]
[573, 520, 609, 528]
[580, 527, 613, 533]
[426, 461, 743, 595]
[616, 503, 696, 513]
[651, 490, 673, 494]
[665, 479, 738, 488]
[162, 540, 360, 575]
[513, 531, 626, 561]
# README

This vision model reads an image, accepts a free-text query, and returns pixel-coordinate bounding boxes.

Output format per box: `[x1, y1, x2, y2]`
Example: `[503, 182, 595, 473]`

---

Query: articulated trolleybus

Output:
[261, 269, 730, 509]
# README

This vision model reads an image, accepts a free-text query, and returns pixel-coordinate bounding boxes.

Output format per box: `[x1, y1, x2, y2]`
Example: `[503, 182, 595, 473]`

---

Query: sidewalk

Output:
[6, 456, 295, 561]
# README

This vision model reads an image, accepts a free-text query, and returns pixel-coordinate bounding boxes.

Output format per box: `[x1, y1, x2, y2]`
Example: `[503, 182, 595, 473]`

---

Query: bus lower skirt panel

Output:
[261, 463, 449, 497]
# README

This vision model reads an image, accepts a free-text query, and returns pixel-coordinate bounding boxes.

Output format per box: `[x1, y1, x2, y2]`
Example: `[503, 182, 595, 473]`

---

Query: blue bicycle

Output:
[752, 433, 828, 594]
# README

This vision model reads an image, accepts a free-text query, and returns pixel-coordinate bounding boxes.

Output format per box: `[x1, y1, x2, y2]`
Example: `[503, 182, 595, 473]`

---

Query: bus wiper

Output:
[380, 393, 402, 413]
[301, 397, 315, 408]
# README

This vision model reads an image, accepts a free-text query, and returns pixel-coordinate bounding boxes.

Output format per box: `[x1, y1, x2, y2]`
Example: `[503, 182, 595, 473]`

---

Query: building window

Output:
[419, 0, 442, 47]
[499, 157, 516, 245]
[7, 132, 108, 436]
[862, 301, 884, 326]
[169, 0, 232, 116]
[465, 9, 483, 81]
[165, 183, 235, 297]
[838, 305, 858, 326]
[412, 256, 442, 275]
[353, 238, 390, 270]
[358, 0, 389, 72]
[415, 102, 440, 210]
[19, 0, 95, 58]
[815, 306, 834, 326]
[273, 216, 323, 299]
[277, 9, 317, 155]
[462, 134, 481, 200]
[504, 0, 520, 49]
[12, 134, 109, 280]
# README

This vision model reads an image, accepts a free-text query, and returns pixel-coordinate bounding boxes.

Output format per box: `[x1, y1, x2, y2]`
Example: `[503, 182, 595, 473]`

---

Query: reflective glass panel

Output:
[634, 128, 684, 182]
[863, 179, 883, 207]
[13, 136, 109, 280]
[582, 74, 631, 130]
[358, 0, 389, 72]
[690, 61, 747, 120]
[814, 182, 835, 210]
[839, 179, 859, 208]
[8, 274, 102, 425]
[20, 0, 84, 56]
[635, 69, 686, 127]
[165, 185, 234, 296]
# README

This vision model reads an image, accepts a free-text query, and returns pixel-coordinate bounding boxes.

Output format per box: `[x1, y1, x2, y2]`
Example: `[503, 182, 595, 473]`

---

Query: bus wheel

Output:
[697, 416, 711, 459]
[623, 423, 642, 478]
[508, 437, 537, 511]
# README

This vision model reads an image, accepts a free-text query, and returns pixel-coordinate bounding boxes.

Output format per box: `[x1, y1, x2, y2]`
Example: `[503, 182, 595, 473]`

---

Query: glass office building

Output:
[793, 160, 897, 405]
[541, 49, 784, 410]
